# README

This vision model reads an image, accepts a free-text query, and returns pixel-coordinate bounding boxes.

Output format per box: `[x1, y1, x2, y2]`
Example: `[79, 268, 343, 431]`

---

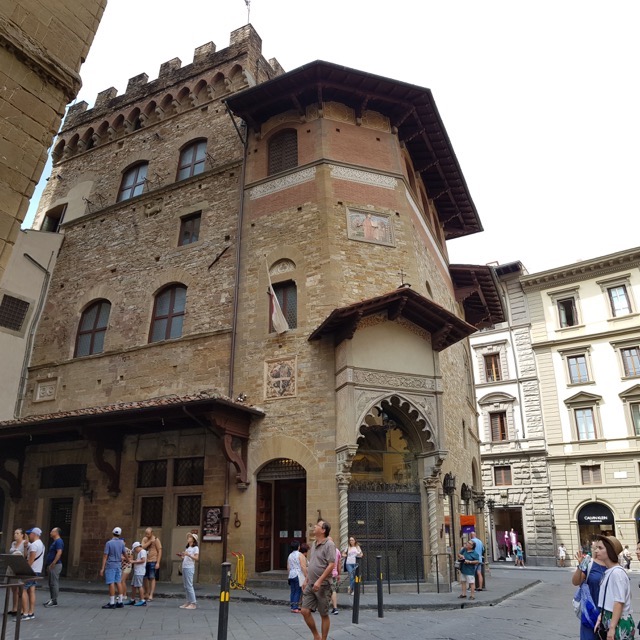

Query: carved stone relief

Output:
[329, 165, 397, 190]
[249, 167, 316, 200]
[264, 356, 297, 399]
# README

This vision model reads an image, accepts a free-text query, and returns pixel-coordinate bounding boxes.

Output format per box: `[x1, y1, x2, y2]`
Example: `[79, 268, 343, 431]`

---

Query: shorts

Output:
[463, 573, 475, 585]
[132, 573, 144, 588]
[24, 571, 41, 589]
[145, 562, 157, 580]
[330, 576, 340, 593]
[475, 563, 483, 573]
[301, 583, 332, 616]
[104, 567, 122, 585]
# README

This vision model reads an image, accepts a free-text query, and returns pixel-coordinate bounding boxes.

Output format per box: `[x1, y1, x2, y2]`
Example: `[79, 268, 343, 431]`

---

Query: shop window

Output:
[75, 300, 111, 357]
[118, 162, 148, 201]
[494, 466, 512, 486]
[581, 465, 602, 485]
[177, 140, 207, 180]
[137, 460, 168, 488]
[268, 129, 297, 175]
[178, 212, 201, 246]
[140, 497, 164, 527]
[177, 495, 202, 526]
[149, 284, 187, 342]
[173, 457, 204, 486]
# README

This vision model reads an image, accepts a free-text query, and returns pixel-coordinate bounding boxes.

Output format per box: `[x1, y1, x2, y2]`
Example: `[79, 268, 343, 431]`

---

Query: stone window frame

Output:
[269, 280, 297, 332]
[117, 161, 149, 202]
[176, 138, 207, 181]
[580, 464, 602, 485]
[558, 346, 595, 387]
[620, 385, 640, 437]
[596, 274, 637, 320]
[478, 392, 517, 443]
[473, 340, 509, 384]
[74, 299, 112, 358]
[547, 286, 583, 331]
[148, 283, 187, 343]
[494, 465, 512, 486]
[0, 289, 34, 338]
[266, 256, 303, 336]
[178, 211, 202, 247]
[564, 392, 603, 442]
[611, 338, 640, 380]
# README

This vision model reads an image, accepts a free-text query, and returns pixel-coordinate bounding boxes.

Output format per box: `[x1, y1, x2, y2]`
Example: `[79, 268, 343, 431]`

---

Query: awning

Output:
[577, 502, 615, 526]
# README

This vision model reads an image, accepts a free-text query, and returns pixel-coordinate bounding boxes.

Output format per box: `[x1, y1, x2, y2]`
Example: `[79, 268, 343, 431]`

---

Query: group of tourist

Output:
[7, 526, 63, 621]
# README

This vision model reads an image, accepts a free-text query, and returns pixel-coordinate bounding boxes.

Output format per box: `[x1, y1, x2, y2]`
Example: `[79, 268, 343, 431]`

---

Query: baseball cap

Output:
[26, 527, 42, 536]
[131, 541, 141, 550]
[113, 527, 122, 535]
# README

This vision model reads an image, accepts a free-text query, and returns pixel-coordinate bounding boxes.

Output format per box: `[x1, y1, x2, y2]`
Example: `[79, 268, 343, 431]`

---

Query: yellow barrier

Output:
[230, 552, 247, 590]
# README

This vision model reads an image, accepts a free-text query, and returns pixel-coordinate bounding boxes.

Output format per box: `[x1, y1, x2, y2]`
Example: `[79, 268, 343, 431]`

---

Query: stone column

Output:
[336, 472, 351, 554]
[423, 476, 442, 582]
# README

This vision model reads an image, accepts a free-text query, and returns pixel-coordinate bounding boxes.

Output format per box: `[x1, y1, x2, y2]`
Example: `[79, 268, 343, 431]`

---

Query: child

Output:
[515, 542, 525, 567]
[129, 542, 148, 606]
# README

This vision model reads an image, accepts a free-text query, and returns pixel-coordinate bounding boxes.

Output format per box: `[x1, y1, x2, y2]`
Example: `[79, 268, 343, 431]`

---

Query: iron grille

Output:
[177, 495, 202, 526]
[140, 497, 163, 527]
[174, 457, 204, 486]
[268, 130, 298, 175]
[40, 464, 86, 489]
[272, 282, 297, 329]
[258, 458, 306, 481]
[0, 295, 30, 331]
[137, 460, 167, 488]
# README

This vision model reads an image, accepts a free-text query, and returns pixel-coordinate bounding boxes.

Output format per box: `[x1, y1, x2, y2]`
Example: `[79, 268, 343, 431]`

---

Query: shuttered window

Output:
[268, 130, 298, 175]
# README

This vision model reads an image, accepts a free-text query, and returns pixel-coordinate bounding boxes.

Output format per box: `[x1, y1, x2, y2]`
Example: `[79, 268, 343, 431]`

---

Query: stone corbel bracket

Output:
[0, 450, 25, 501]
[208, 411, 251, 490]
[91, 437, 123, 497]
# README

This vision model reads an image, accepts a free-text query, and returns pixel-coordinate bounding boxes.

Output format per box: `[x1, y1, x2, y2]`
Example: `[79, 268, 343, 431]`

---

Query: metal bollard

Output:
[351, 563, 361, 624]
[217, 562, 231, 640]
[376, 555, 384, 618]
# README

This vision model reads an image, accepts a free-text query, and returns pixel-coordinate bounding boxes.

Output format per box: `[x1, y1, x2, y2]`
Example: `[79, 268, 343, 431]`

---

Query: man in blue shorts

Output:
[470, 532, 484, 591]
[100, 527, 126, 609]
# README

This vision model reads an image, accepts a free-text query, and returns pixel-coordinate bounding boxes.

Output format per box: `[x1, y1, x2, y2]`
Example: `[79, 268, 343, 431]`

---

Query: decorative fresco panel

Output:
[347, 209, 394, 246]
[265, 357, 297, 399]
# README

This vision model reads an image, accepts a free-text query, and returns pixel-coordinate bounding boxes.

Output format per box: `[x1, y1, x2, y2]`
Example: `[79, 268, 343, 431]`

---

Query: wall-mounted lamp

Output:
[486, 498, 496, 514]
[474, 493, 486, 511]
[461, 483, 473, 503]
[442, 472, 456, 496]
[81, 479, 93, 503]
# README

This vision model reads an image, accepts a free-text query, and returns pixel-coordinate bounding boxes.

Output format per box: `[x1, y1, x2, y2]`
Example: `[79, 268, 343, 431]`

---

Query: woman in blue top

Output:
[572, 544, 607, 640]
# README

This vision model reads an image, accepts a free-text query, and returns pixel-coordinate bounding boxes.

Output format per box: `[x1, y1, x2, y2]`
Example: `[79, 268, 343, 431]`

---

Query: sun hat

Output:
[596, 535, 623, 560]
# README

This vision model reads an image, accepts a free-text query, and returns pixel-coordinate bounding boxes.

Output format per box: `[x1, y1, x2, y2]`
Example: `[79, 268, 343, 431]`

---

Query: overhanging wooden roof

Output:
[225, 60, 482, 240]
[449, 264, 505, 328]
[308, 287, 476, 350]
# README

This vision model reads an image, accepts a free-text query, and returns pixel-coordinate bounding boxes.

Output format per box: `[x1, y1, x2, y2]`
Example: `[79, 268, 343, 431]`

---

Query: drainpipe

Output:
[14, 251, 55, 419]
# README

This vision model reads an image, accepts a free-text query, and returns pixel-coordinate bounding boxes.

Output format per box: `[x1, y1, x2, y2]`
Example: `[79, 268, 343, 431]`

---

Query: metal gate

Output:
[348, 487, 423, 582]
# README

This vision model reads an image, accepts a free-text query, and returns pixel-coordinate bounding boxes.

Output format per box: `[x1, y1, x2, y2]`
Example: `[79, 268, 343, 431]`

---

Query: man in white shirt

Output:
[22, 527, 45, 621]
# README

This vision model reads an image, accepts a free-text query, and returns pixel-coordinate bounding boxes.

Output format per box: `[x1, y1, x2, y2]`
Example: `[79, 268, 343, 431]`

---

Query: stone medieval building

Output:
[0, 25, 504, 584]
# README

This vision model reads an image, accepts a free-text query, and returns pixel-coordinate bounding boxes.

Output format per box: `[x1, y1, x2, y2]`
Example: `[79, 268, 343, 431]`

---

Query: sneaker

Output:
[115, 602, 124, 608]
[44, 600, 58, 607]
[332, 608, 339, 615]
[21, 614, 33, 621]
[134, 600, 146, 606]
[126, 600, 136, 605]
[102, 603, 116, 609]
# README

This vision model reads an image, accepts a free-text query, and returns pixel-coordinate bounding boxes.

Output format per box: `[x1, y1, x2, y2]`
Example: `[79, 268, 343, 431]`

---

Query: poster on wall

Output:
[202, 506, 222, 541]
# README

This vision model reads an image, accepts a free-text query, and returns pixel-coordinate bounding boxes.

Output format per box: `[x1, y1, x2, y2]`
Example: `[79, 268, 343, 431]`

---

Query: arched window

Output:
[118, 162, 148, 201]
[270, 280, 297, 331]
[268, 130, 297, 175]
[75, 300, 111, 357]
[177, 140, 207, 180]
[150, 285, 187, 342]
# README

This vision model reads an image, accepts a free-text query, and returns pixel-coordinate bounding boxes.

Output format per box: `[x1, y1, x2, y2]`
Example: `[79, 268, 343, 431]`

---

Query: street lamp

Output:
[474, 493, 485, 512]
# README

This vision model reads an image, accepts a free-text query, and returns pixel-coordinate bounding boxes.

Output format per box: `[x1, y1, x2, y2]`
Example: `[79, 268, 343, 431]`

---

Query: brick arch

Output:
[210, 72, 227, 98]
[75, 284, 119, 313]
[193, 79, 208, 104]
[148, 268, 196, 295]
[249, 435, 317, 477]
[52, 138, 65, 163]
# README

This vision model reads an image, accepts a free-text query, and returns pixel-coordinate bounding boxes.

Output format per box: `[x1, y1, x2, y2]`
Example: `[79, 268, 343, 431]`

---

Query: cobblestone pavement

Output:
[2, 567, 600, 639]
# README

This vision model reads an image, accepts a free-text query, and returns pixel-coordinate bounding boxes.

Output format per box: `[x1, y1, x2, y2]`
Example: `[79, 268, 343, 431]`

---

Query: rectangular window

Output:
[137, 460, 168, 488]
[558, 298, 578, 327]
[608, 285, 631, 317]
[484, 353, 502, 382]
[631, 403, 640, 436]
[567, 354, 589, 384]
[621, 347, 640, 377]
[173, 457, 204, 486]
[490, 412, 508, 441]
[40, 464, 86, 489]
[575, 407, 596, 440]
[0, 294, 30, 332]
[581, 465, 602, 485]
[177, 495, 202, 526]
[140, 496, 163, 527]
[494, 466, 512, 486]
[178, 212, 201, 246]
[270, 281, 298, 331]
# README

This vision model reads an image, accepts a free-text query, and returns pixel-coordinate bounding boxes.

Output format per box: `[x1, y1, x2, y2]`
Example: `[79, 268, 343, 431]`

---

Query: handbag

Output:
[454, 560, 461, 570]
[297, 571, 305, 587]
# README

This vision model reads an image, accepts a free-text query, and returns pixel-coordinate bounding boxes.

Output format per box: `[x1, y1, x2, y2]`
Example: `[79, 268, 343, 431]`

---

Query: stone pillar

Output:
[423, 476, 442, 582]
[336, 472, 351, 554]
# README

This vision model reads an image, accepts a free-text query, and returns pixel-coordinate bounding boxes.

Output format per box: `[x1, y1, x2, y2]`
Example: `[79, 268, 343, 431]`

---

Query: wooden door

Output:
[49, 497, 73, 576]
[255, 481, 272, 572]
[273, 480, 306, 569]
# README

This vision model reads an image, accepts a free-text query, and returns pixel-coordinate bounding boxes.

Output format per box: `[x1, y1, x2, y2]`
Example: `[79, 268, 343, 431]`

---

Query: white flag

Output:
[266, 262, 289, 334]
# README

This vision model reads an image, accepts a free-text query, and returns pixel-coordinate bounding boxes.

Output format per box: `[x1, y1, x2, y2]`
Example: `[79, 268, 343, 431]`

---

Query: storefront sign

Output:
[578, 502, 614, 525]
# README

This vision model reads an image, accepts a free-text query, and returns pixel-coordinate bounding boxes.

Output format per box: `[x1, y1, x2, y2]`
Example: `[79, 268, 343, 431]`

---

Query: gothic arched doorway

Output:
[348, 400, 428, 581]
[255, 458, 306, 572]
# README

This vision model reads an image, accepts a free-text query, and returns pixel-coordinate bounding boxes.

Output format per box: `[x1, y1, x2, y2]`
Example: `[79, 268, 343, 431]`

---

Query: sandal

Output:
[470, 596, 476, 600]
[185, 604, 196, 610]
[458, 594, 466, 598]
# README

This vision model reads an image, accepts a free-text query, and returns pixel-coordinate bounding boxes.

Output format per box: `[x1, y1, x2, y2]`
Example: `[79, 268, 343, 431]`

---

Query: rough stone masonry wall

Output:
[0, 0, 106, 281]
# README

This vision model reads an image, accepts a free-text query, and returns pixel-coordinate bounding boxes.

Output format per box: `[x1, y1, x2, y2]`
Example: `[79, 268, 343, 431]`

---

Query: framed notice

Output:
[202, 506, 222, 542]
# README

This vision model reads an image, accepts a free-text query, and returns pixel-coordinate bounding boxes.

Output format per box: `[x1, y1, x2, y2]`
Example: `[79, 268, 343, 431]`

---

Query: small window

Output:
[40, 464, 86, 489]
[0, 294, 30, 332]
[581, 465, 602, 485]
[268, 130, 298, 175]
[631, 403, 640, 436]
[567, 354, 590, 384]
[177, 140, 207, 180]
[41, 204, 67, 232]
[494, 466, 512, 486]
[149, 285, 187, 343]
[608, 285, 631, 317]
[174, 457, 204, 486]
[75, 300, 111, 357]
[118, 162, 148, 201]
[484, 353, 502, 382]
[177, 495, 202, 526]
[179, 212, 201, 246]
[621, 347, 640, 378]
[137, 460, 168, 488]
[558, 298, 578, 327]
[575, 407, 597, 440]
[270, 281, 297, 331]
[490, 412, 508, 441]
[140, 497, 163, 527]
